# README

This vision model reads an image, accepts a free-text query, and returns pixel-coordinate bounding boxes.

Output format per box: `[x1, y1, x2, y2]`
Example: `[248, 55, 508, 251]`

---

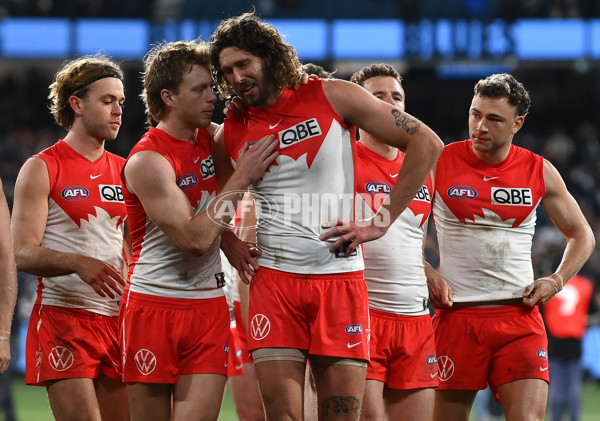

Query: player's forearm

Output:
[377, 138, 441, 224]
[14, 244, 83, 277]
[181, 188, 247, 256]
[554, 229, 595, 285]
[0, 266, 17, 334]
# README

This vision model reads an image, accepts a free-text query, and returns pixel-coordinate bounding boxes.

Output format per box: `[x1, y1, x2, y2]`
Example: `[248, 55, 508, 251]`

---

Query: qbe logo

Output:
[278, 118, 322, 148]
[491, 187, 532, 206]
[134, 349, 157, 375]
[415, 185, 431, 202]
[61, 186, 89, 200]
[200, 156, 215, 180]
[447, 185, 477, 200]
[250, 314, 271, 340]
[99, 184, 124, 203]
[48, 346, 74, 371]
[178, 173, 198, 190]
[436, 355, 455, 381]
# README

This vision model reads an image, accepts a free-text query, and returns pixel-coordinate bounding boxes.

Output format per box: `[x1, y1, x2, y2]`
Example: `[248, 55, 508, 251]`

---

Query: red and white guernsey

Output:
[223, 78, 363, 274]
[433, 140, 546, 302]
[124, 128, 223, 299]
[355, 142, 432, 315]
[34, 139, 126, 316]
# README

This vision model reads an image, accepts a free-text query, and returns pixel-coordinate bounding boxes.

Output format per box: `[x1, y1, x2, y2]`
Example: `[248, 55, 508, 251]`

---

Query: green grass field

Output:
[4, 375, 238, 421]
[4, 375, 600, 420]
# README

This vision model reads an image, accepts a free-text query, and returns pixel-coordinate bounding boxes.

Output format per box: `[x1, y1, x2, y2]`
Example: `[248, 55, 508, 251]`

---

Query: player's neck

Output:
[254, 88, 284, 110]
[359, 133, 398, 160]
[62, 130, 105, 162]
[156, 119, 198, 143]
[472, 142, 511, 165]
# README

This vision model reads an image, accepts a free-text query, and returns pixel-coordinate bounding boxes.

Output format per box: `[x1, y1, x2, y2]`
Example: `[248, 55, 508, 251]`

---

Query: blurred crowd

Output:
[2, 0, 600, 20]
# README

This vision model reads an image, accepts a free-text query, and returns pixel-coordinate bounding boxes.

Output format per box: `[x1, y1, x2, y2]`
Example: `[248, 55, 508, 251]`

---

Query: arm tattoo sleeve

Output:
[392, 108, 420, 135]
[322, 396, 361, 419]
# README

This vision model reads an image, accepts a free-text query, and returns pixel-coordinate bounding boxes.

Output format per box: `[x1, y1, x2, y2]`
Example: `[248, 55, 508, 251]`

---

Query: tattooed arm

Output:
[320, 78, 443, 254]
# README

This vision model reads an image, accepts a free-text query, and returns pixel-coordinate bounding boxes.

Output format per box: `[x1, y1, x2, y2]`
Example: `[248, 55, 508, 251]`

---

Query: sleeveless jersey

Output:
[223, 78, 363, 274]
[355, 142, 432, 315]
[432, 140, 546, 302]
[34, 139, 126, 316]
[124, 127, 223, 299]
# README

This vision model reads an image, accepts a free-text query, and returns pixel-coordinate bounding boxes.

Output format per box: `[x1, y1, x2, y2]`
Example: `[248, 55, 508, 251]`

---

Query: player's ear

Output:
[161, 89, 174, 107]
[69, 95, 84, 116]
[512, 115, 525, 134]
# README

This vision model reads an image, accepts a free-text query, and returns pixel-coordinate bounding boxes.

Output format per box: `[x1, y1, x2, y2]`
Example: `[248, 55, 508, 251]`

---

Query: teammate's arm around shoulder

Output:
[523, 158, 595, 307]
[320, 79, 443, 254]
[125, 135, 278, 256]
[12, 157, 124, 298]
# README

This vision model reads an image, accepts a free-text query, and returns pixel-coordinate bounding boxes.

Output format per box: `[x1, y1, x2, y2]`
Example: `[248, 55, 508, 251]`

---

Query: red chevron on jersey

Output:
[432, 140, 546, 302]
[35, 139, 126, 229]
[224, 79, 345, 171]
[33, 139, 126, 315]
[434, 140, 545, 228]
[124, 127, 223, 298]
[223, 78, 363, 275]
[355, 142, 432, 228]
[355, 142, 432, 314]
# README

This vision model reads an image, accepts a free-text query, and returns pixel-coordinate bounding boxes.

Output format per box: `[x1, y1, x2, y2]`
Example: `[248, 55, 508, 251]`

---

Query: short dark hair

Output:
[474, 73, 531, 117]
[350, 63, 402, 88]
[301, 63, 335, 79]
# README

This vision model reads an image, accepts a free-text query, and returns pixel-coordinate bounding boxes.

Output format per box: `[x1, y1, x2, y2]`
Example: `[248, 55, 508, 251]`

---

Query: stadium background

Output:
[1, 1, 599, 420]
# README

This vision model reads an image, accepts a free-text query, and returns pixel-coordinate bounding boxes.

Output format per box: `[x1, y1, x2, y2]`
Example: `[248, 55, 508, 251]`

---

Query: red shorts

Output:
[367, 309, 438, 389]
[119, 292, 229, 383]
[433, 305, 549, 394]
[25, 304, 121, 386]
[233, 300, 252, 364]
[227, 320, 245, 377]
[248, 267, 370, 361]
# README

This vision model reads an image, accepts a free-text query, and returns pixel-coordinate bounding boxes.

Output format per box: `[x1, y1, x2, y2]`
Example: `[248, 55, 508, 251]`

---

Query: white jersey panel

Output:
[254, 121, 363, 274]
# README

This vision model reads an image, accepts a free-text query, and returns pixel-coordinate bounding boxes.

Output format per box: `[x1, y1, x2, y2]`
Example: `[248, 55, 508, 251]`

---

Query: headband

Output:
[71, 73, 121, 96]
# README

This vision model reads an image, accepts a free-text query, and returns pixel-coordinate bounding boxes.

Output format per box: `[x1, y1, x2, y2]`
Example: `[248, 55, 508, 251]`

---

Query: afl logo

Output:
[365, 181, 391, 195]
[426, 355, 438, 365]
[61, 186, 89, 200]
[447, 185, 477, 200]
[134, 349, 157, 375]
[250, 314, 271, 340]
[537, 349, 548, 360]
[345, 324, 363, 335]
[48, 346, 74, 371]
[436, 355, 455, 381]
[177, 173, 198, 190]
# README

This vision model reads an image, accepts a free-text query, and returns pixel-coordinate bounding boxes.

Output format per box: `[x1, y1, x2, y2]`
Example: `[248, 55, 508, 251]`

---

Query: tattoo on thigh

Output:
[392, 108, 420, 135]
[322, 396, 360, 419]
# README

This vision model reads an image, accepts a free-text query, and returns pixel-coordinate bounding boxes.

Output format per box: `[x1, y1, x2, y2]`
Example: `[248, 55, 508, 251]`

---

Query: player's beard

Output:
[239, 70, 277, 108]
